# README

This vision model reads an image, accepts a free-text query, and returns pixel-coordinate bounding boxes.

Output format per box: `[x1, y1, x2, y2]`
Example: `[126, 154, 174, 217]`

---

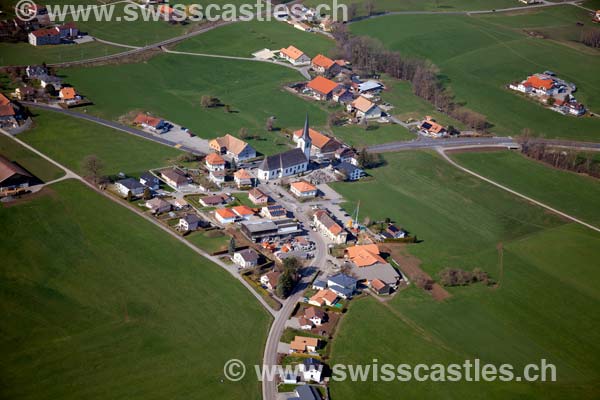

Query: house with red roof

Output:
[313, 209, 347, 244]
[311, 54, 340, 75]
[133, 113, 170, 133]
[28, 27, 60, 46]
[205, 153, 226, 172]
[306, 76, 339, 101]
[279, 45, 310, 66]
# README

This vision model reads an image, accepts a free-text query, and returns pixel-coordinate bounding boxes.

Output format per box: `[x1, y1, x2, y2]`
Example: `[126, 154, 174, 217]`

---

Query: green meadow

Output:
[451, 150, 600, 226]
[0, 134, 64, 182]
[330, 123, 415, 147]
[0, 179, 270, 399]
[0, 41, 123, 66]
[329, 151, 600, 399]
[350, 6, 600, 140]
[175, 20, 335, 58]
[20, 110, 181, 175]
[61, 54, 330, 154]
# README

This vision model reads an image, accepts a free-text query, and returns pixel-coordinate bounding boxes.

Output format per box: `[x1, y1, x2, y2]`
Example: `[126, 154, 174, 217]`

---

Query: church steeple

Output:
[297, 113, 312, 160]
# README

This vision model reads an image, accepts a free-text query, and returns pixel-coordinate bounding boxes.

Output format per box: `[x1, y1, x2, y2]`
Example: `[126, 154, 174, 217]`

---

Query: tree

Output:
[142, 187, 152, 200]
[239, 127, 249, 139]
[265, 116, 275, 131]
[81, 155, 104, 184]
[364, 0, 375, 16]
[228, 237, 236, 255]
[276, 272, 295, 298]
[201, 95, 220, 108]
[283, 256, 301, 273]
[224, 104, 232, 113]
[357, 148, 373, 168]
[126, 190, 133, 202]
[45, 84, 56, 96]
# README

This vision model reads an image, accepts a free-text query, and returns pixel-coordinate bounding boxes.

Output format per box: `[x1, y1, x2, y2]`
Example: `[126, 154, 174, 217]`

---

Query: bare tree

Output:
[82, 155, 104, 184]
[364, 0, 375, 16]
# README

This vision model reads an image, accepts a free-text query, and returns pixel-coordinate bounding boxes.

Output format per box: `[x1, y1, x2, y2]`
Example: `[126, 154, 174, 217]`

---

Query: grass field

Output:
[328, 151, 600, 399]
[0, 179, 270, 399]
[186, 229, 231, 254]
[0, 134, 64, 182]
[330, 123, 415, 147]
[175, 20, 335, 58]
[61, 54, 330, 154]
[0, 41, 123, 66]
[450, 150, 600, 225]
[350, 6, 600, 140]
[20, 110, 181, 175]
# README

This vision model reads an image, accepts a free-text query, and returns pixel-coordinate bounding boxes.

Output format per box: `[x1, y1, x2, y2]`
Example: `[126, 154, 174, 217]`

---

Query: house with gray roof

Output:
[115, 178, 145, 197]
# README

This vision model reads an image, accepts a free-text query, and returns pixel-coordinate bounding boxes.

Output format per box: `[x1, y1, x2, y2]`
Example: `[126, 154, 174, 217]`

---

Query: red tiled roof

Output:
[312, 54, 335, 69]
[307, 76, 338, 96]
[280, 45, 306, 61]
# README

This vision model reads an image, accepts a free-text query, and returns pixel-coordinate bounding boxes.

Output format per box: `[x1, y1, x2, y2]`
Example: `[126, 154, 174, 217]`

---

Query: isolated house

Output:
[279, 45, 310, 65]
[133, 113, 169, 133]
[419, 117, 447, 138]
[0, 155, 35, 193]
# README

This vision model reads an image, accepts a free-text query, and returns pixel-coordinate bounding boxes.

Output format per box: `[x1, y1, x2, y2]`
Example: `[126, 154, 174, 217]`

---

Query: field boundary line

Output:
[438, 147, 600, 234]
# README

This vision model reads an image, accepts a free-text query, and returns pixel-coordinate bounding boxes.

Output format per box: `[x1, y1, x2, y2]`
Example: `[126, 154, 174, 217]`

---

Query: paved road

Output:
[368, 136, 519, 152]
[0, 127, 278, 316]
[438, 147, 600, 233]
[23, 102, 207, 156]
[259, 183, 329, 400]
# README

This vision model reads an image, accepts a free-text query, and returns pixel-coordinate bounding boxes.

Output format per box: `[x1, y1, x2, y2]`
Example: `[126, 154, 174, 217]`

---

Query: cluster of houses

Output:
[508, 72, 587, 116]
[11, 65, 87, 108]
[278, 46, 386, 123]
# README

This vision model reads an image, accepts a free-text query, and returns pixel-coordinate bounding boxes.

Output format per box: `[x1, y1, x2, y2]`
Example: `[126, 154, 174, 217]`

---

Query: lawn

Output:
[350, 6, 600, 141]
[60, 54, 330, 154]
[20, 110, 182, 175]
[186, 229, 231, 254]
[330, 123, 415, 148]
[175, 20, 335, 58]
[328, 150, 600, 399]
[0, 179, 270, 399]
[0, 41, 123, 66]
[450, 150, 600, 226]
[0, 134, 64, 182]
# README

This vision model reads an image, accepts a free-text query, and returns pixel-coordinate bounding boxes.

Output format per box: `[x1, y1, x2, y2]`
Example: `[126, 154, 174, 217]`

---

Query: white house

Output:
[299, 358, 323, 383]
[215, 208, 237, 224]
[279, 45, 310, 66]
[233, 248, 260, 268]
[350, 96, 382, 120]
[178, 213, 201, 231]
[209, 134, 256, 162]
[290, 181, 318, 198]
[205, 153, 226, 172]
[115, 178, 145, 197]
[313, 210, 347, 244]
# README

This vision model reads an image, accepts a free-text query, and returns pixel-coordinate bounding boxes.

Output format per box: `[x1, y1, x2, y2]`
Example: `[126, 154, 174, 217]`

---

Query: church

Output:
[257, 115, 312, 181]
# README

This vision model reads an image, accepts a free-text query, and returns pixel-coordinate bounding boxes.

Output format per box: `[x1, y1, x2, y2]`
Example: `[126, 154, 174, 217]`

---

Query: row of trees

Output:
[519, 139, 600, 178]
[437, 268, 493, 287]
[331, 26, 490, 131]
[580, 29, 600, 48]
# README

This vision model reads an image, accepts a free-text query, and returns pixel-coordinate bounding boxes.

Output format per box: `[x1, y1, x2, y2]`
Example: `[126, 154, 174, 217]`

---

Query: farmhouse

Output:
[160, 168, 189, 188]
[257, 116, 311, 181]
[233, 248, 260, 268]
[234, 169, 253, 187]
[313, 210, 347, 244]
[115, 178, 145, 197]
[419, 117, 447, 138]
[260, 270, 281, 290]
[205, 153, 226, 171]
[290, 181, 317, 198]
[0, 155, 36, 193]
[209, 134, 256, 162]
[293, 127, 343, 157]
[28, 27, 60, 46]
[350, 96, 382, 120]
[133, 113, 170, 133]
[279, 45, 310, 65]
[215, 208, 237, 224]
[311, 54, 339, 75]
[334, 162, 363, 181]
[145, 197, 171, 214]
[248, 187, 269, 204]
[289, 336, 319, 353]
[306, 76, 339, 101]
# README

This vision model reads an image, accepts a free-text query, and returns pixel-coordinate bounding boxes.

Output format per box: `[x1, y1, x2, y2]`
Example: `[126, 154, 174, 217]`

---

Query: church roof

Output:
[259, 148, 307, 172]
